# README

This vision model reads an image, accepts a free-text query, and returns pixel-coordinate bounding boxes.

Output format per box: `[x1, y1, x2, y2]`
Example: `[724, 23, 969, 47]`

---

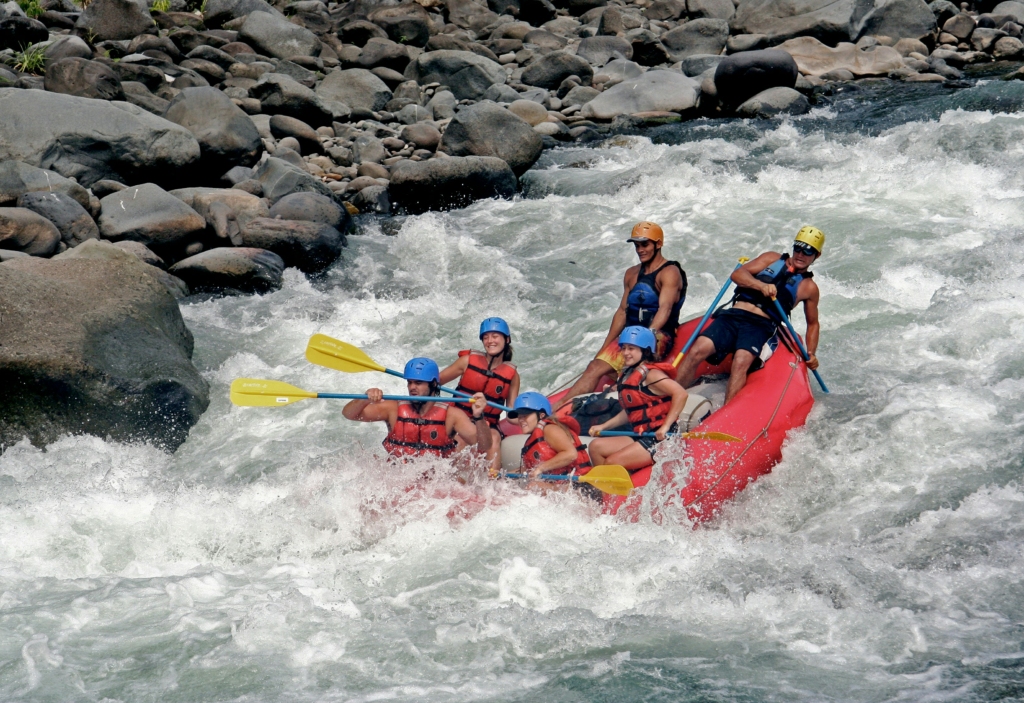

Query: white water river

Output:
[3, 75, 1024, 702]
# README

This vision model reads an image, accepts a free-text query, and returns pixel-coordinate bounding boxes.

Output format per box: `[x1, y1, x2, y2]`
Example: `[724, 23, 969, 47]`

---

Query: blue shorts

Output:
[701, 308, 777, 368]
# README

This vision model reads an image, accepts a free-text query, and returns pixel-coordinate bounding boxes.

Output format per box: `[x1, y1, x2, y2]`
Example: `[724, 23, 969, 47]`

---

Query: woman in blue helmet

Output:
[586, 326, 688, 471]
[343, 357, 492, 460]
[440, 317, 521, 472]
[508, 392, 593, 479]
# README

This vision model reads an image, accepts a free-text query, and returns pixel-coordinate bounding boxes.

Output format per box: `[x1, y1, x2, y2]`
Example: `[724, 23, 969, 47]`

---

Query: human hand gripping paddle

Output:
[771, 298, 829, 393]
[304, 334, 514, 413]
[671, 258, 749, 369]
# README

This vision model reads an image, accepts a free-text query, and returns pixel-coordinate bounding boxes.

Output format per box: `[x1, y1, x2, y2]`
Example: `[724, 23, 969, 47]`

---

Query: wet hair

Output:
[429, 381, 440, 396]
[642, 347, 656, 363]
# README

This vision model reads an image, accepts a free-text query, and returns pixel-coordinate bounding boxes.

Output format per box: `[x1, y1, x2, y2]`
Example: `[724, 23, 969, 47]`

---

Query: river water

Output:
[3, 71, 1024, 702]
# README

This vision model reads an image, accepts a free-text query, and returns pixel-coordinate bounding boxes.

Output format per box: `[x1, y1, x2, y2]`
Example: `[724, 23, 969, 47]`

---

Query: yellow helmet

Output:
[794, 226, 825, 254]
[626, 221, 664, 245]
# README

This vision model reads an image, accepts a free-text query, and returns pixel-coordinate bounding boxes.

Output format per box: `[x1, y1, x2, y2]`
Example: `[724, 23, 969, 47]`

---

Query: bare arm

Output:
[644, 370, 688, 441]
[450, 394, 492, 454]
[800, 280, 821, 369]
[343, 389, 396, 424]
[648, 265, 683, 334]
[508, 371, 520, 408]
[439, 354, 469, 385]
[597, 269, 635, 352]
[731, 252, 782, 298]
[529, 424, 579, 477]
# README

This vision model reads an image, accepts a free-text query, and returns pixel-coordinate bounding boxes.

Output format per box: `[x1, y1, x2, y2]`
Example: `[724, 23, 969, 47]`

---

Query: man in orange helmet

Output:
[558, 221, 687, 408]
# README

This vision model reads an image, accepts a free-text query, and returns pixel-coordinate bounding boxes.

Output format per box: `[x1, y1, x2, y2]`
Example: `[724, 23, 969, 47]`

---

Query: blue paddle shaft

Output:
[677, 262, 745, 359]
[771, 299, 829, 394]
[502, 472, 575, 482]
[597, 430, 684, 438]
[318, 393, 488, 406]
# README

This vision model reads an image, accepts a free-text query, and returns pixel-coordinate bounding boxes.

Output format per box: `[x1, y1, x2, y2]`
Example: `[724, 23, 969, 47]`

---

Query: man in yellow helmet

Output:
[558, 221, 687, 408]
[676, 226, 824, 403]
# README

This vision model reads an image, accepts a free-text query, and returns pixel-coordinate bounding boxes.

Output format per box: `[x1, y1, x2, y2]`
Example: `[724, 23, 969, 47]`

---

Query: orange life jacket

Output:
[382, 402, 458, 458]
[617, 363, 673, 434]
[455, 350, 516, 427]
[521, 420, 592, 475]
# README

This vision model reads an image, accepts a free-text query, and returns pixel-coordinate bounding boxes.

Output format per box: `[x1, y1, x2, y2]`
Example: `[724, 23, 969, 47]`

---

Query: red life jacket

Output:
[617, 363, 673, 434]
[521, 420, 593, 475]
[455, 350, 516, 427]
[382, 402, 458, 458]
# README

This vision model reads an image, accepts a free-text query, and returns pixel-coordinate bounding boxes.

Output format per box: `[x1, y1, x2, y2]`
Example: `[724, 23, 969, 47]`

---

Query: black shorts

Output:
[701, 308, 777, 367]
[636, 422, 679, 460]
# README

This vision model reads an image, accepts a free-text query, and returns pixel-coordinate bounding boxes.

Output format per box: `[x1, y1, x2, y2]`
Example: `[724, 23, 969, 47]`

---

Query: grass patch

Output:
[151, 0, 171, 12]
[17, 0, 44, 18]
[14, 44, 46, 74]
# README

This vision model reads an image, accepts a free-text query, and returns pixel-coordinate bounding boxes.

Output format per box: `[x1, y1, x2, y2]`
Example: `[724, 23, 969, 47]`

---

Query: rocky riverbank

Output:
[0, 0, 1022, 450]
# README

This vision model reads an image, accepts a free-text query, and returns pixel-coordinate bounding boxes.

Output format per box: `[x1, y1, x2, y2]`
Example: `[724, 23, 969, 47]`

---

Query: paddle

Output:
[306, 334, 514, 412]
[671, 257, 749, 368]
[231, 378, 488, 408]
[770, 298, 830, 394]
[595, 429, 742, 442]
[500, 465, 634, 496]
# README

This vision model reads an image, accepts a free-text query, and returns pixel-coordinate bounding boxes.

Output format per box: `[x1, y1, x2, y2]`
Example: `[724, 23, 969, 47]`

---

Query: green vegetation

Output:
[14, 44, 46, 75]
[17, 0, 44, 18]
[151, 0, 171, 12]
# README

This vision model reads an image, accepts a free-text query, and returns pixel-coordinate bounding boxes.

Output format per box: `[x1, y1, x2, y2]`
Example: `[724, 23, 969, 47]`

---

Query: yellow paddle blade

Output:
[230, 378, 317, 407]
[306, 334, 387, 374]
[578, 464, 635, 496]
[678, 431, 742, 443]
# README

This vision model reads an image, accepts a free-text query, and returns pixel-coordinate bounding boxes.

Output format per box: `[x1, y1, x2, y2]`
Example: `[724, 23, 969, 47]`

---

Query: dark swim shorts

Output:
[637, 422, 679, 460]
[701, 308, 778, 366]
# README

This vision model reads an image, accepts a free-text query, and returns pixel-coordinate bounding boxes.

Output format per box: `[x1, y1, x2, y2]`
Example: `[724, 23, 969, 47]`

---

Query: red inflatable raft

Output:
[500, 315, 816, 523]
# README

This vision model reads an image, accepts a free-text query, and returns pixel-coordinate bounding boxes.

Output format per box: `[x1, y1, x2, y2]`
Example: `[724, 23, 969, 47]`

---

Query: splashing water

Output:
[3, 77, 1024, 702]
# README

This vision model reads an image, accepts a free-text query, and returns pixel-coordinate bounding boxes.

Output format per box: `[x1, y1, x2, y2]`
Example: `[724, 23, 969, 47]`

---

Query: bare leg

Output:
[557, 358, 615, 410]
[605, 441, 656, 471]
[488, 427, 502, 476]
[724, 350, 756, 403]
[675, 336, 716, 388]
[587, 436, 634, 466]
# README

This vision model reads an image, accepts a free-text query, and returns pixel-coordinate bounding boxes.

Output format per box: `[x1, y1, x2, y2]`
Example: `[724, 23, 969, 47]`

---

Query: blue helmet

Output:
[618, 325, 657, 354]
[404, 357, 440, 384]
[479, 317, 511, 339]
[508, 391, 552, 419]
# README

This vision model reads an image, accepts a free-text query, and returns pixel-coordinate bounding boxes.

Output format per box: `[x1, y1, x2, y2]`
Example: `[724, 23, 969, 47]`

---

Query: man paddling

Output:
[675, 227, 824, 403]
[558, 221, 686, 408]
[342, 357, 491, 459]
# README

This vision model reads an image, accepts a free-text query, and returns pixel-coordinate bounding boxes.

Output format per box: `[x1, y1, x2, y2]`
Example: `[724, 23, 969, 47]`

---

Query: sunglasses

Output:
[793, 243, 819, 256]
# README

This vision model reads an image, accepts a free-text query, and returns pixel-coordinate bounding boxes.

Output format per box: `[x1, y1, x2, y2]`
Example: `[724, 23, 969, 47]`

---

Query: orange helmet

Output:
[626, 221, 664, 245]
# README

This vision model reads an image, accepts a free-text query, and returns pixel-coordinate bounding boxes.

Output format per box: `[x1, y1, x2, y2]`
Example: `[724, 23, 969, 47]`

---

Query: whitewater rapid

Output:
[3, 76, 1024, 701]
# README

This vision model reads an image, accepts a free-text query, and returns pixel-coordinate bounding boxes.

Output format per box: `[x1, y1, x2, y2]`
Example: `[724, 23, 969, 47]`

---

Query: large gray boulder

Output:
[316, 68, 392, 112]
[58, 235, 189, 299]
[735, 86, 810, 116]
[731, 0, 857, 45]
[190, 188, 269, 243]
[0, 161, 91, 210]
[439, 102, 543, 176]
[714, 49, 798, 109]
[250, 73, 350, 127]
[851, 0, 936, 41]
[389, 156, 516, 213]
[43, 35, 94, 63]
[661, 18, 730, 60]
[367, 3, 433, 47]
[253, 156, 338, 203]
[17, 191, 100, 247]
[0, 208, 62, 257]
[577, 36, 633, 65]
[520, 51, 594, 89]
[778, 36, 905, 76]
[44, 58, 124, 101]
[993, 1, 1024, 22]
[163, 87, 263, 174]
[239, 217, 345, 272]
[0, 244, 209, 452]
[239, 11, 321, 59]
[0, 89, 201, 188]
[203, 0, 283, 27]
[0, 16, 49, 52]
[403, 50, 506, 101]
[688, 0, 736, 19]
[582, 70, 700, 119]
[445, 0, 498, 32]
[268, 191, 351, 229]
[98, 183, 207, 255]
[168, 247, 284, 293]
[74, 0, 154, 41]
